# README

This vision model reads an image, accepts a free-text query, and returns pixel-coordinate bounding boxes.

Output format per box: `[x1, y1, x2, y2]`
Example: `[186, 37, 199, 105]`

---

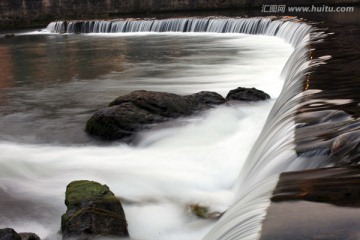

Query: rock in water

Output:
[86, 102, 167, 141]
[17, 233, 40, 240]
[109, 90, 226, 116]
[226, 87, 270, 101]
[86, 90, 226, 141]
[61, 180, 129, 240]
[0, 229, 40, 240]
[108, 90, 191, 117]
[0, 229, 21, 240]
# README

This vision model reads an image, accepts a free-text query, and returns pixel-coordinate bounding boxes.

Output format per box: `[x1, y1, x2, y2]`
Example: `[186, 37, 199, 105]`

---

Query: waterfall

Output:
[45, 17, 319, 239]
[46, 18, 308, 45]
[203, 23, 314, 240]
[46, 21, 66, 33]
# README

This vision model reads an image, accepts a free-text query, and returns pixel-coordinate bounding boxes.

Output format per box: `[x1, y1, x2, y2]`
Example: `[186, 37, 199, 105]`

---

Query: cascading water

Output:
[203, 24, 314, 240]
[1, 17, 329, 239]
[46, 17, 309, 44]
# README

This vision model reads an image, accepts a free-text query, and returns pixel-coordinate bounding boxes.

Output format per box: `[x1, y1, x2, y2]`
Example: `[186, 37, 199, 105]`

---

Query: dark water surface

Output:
[0, 33, 274, 144]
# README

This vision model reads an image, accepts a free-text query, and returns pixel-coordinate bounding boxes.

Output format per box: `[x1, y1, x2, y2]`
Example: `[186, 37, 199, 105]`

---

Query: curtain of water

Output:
[203, 24, 313, 240]
[46, 18, 306, 46]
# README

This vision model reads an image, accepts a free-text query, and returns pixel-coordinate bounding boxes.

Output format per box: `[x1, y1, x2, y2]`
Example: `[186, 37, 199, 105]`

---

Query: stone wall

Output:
[0, 0, 359, 30]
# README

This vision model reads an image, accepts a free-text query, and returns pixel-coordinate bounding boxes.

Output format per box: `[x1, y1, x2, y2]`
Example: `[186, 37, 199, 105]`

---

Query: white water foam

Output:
[0, 101, 276, 239]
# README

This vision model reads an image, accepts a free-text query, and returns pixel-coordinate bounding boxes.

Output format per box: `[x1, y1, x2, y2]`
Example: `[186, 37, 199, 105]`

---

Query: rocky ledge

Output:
[260, 167, 360, 240]
[86, 87, 270, 141]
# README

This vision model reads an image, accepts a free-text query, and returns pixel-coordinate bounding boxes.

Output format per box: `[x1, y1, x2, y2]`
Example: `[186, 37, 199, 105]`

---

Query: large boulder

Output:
[61, 180, 129, 240]
[86, 102, 167, 141]
[225, 87, 270, 101]
[109, 90, 226, 117]
[86, 90, 226, 140]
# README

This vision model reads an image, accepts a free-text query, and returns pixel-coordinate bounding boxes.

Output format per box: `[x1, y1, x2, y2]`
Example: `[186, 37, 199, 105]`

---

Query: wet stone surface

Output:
[260, 167, 360, 240]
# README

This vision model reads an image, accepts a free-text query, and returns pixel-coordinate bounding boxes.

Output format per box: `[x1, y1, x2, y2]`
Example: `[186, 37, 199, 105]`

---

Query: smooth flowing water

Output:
[0, 30, 293, 239]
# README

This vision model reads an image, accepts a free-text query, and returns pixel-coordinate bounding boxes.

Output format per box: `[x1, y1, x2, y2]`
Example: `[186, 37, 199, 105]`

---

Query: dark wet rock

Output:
[271, 167, 360, 206]
[61, 180, 129, 240]
[260, 167, 360, 240]
[226, 87, 270, 101]
[17, 233, 40, 240]
[86, 102, 167, 141]
[0, 229, 40, 240]
[188, 91, 227, 108]
[108, 90, 226, 117]
[109, 90, 186, 116]
[0, 228, 21, 240]
[87, 90, 226, 140]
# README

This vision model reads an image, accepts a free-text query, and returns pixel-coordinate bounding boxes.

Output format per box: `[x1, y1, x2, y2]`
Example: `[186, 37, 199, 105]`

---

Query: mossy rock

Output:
[61, 180, 129, 239]
[65, 180, 114, 207]
[189, 204, 224, 219]
[190, 204, 210, 218]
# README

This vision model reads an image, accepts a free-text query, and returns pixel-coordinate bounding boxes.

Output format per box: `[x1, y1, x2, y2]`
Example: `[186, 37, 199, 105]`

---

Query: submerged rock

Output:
[86, 90, 226, 141]
[61, 180, 129, 240]
[0, 229, 40, 240]
[226, 87, 270, 101]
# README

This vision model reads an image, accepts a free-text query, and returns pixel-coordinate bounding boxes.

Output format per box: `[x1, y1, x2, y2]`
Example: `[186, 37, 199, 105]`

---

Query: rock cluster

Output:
[86, 87, 270, 141]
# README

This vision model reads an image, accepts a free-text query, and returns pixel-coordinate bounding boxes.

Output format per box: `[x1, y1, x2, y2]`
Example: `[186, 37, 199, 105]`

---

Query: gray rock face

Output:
[86, 90, 226, 141]
[61, 180, 129, 240]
